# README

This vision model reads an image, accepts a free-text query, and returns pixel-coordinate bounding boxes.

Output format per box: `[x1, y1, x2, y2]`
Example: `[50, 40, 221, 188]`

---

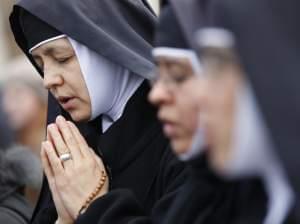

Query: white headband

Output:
[29, 34, 67, 53]
[152, 47, 202, 74]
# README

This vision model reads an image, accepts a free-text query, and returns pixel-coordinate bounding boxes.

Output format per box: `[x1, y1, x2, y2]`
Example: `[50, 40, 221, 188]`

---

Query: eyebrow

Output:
[162, 60, 191, 71]
[45, 46, 74, 55]
[32, 45, 74, 58]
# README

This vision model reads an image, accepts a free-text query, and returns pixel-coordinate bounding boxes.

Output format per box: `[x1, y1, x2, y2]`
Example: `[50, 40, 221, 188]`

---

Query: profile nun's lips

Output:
[160, 118, 178, 138]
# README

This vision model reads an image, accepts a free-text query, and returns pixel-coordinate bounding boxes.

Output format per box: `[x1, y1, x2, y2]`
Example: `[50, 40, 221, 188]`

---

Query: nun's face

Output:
[149, 57, 204, 155]
[32, 38, 91, 122]
[202, 61, 244, 172]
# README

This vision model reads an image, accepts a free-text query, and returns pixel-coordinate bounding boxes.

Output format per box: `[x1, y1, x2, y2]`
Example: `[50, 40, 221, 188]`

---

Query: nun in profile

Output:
[148, 3, 267, 224]
[9, 1, 186, 224]
[196, 0, 300, 223]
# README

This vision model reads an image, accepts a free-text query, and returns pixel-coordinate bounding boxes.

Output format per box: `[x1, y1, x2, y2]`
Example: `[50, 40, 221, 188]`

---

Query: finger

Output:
[41, 142, 56, 191]
[44, 141, 66, 177]
[67, 121, 91, 157]
[89, 148, 105, 170]
[56, 116, 82, 162]
[42, 143, 69, 218]
[47, 123, 69, 156]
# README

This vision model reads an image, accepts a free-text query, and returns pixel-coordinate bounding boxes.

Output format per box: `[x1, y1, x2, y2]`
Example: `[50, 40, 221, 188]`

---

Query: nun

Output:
[196, 0, 300, 223]
[9, 0, 186, 224]
[149, 4, 267, 224]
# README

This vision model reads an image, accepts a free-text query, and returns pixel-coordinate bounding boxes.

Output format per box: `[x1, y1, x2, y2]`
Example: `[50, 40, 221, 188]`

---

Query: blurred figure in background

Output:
[0, 102, 42, 224]
[1, 56, 47, 157]
[195, 0, 300, 222]
[149, 3, 267, 224]
[0, 56, 46, 206]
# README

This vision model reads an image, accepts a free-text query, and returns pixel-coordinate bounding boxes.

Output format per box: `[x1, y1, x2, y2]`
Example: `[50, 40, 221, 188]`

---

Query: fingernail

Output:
[48, 123, 57, 130]
[47, 124, 53, 129]
[56, 115, 65, 123]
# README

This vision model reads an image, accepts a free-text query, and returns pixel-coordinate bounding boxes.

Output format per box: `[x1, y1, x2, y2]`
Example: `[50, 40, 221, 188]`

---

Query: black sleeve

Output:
[75, 149, 187, 224]
[31, 179, 58, 224]
[162, 154, 268, 224]
[161, 155, 239, 224]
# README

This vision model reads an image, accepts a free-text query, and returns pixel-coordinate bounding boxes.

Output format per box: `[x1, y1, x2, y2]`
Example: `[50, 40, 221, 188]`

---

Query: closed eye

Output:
[56, 56, 73, 64]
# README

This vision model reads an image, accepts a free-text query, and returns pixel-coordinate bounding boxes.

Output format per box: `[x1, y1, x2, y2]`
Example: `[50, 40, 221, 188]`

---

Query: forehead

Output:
[155, 56, 195, 76]
[156, 56, 191, 66]
[31, 38, 73, 56]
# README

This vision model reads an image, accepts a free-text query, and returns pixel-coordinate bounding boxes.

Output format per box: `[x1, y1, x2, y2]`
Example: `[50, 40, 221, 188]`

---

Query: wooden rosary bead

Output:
[78, 170, 107, 216]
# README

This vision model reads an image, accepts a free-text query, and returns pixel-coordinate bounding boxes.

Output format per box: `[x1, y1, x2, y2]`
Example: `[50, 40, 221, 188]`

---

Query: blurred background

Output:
[0, 0, 159, 208]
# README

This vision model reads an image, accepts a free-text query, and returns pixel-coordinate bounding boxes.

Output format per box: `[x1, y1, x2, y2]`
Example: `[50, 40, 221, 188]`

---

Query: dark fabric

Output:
[169, 0, 212, 49]
[10, 0, 157, 79]
[160, 0, 169, 7]
[284, 206, 299, 224]
[211, 0, 300, 221]
[161, 155, 267, 224]
[0, 191, 32, 224]
[20, 8, 62, 51]
[31, 82, 187, 224]
[154, 6, 188, 49]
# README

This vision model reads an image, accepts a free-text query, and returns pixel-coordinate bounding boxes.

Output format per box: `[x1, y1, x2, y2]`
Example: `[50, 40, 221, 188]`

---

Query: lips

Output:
[163, 122, 176, 137]
[57, 96, 76, 110]
[159, 118, 178, 138]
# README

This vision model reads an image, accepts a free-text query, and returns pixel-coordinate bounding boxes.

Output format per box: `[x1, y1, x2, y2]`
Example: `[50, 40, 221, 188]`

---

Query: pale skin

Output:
[32, 38, 109, 223]
[149, 56, 207, 156]
[201, 59, 245, 174]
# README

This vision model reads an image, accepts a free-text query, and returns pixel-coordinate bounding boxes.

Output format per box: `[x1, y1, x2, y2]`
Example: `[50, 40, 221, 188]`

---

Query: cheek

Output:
[170, 107, 198, 153]
[208, 86, 237, 168]
[176, 96, 199, 133]
[63, 78, 92, 122]
[66, 66, 91, 105]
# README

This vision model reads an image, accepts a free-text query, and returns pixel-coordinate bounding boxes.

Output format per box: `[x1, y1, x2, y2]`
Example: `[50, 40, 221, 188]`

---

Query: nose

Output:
[43, 67, 64, 90]
[148, 82, 172, 107]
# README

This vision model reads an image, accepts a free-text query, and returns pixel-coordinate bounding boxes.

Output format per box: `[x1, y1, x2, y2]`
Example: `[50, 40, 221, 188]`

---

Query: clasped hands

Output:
[41, 115, 109, 224]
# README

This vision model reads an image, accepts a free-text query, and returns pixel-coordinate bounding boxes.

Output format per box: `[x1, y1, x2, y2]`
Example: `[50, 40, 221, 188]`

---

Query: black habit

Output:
[9, 0, 187, 223]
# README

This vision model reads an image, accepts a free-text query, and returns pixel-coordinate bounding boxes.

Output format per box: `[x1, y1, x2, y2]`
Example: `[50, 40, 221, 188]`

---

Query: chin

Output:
[69, 110, 90, 123]
[171, 138, 191, 156]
